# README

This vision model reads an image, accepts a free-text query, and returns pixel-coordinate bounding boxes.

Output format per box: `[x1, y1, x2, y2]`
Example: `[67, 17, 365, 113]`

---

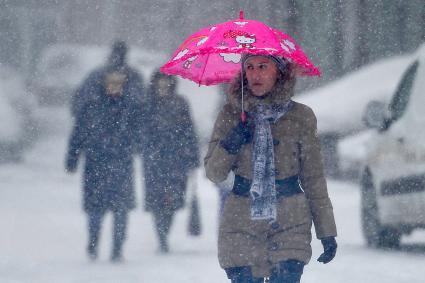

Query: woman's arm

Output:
[65, 105, 90, 172]
[299, 107, 337, 239]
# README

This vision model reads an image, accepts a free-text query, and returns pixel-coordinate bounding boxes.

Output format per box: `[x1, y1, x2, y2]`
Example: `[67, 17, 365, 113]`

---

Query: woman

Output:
[141, 71, 200, 253]
[204, 55, 337, 282]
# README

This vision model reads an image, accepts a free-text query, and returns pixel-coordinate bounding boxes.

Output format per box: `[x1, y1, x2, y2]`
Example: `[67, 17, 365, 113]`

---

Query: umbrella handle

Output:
[241, 111, 247, 122]
[240, 10, 244, 20]
[240, 61, 246, 122]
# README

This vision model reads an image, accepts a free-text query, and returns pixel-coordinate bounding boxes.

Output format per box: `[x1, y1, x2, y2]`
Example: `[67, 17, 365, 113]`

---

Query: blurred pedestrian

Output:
[204, 55, 337, 282]
[141, 70, 200, 253]
[65, 41, 144, 262]
[71, 40, 144, 116]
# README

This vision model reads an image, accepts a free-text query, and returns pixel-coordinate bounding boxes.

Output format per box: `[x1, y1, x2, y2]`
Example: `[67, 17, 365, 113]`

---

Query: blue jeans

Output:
[225, 266, 263, 283]
[269, 260, 304, 283]
[225, 260, 304, 283]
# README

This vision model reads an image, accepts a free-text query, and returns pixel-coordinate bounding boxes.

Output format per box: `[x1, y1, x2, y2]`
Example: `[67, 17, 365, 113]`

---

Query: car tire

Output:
[361, 168, 401, 248]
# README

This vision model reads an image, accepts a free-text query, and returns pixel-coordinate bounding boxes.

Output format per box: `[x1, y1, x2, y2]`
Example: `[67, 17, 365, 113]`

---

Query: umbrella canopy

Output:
[160, 11, 320, 86]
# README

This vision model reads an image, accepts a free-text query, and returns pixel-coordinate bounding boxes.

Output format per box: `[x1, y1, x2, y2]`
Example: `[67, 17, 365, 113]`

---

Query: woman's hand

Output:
[220, 120, 253, 154]
[65, 155, 78, 173]
[317, 236, 337, 264]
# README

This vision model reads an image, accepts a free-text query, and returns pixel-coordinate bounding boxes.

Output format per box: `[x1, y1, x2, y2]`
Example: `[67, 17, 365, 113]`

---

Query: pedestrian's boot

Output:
[110, 236, 124, 262]
[87, 235, 99, 261]
[159, 234, 169, 254]
[111, 244, 123, 262]
[87, 212, 103, 261]
[111, 212, 127, 262]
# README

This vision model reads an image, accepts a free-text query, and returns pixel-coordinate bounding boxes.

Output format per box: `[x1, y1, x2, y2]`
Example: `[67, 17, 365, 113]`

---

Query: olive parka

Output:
[204, 77, 337, 277]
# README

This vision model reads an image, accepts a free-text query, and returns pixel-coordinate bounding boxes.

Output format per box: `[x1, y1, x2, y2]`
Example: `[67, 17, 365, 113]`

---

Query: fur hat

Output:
[108, 40, 128, 70]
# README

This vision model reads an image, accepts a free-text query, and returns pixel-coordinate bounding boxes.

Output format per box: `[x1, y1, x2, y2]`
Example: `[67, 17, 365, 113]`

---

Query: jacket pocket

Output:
[276, 193, 312, 229]
[273, 139, 300, 178]
[219, 194, 265, 234]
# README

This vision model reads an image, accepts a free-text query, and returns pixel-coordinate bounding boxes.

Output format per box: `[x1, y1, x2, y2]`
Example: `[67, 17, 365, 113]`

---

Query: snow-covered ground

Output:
[1, 105, 425, 283]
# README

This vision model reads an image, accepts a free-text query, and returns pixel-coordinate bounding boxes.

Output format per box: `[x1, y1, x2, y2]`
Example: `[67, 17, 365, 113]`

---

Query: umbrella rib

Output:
[198, 53, 210, 86]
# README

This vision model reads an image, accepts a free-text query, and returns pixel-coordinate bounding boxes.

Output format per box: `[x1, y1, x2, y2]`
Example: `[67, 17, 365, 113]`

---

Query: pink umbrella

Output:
[160, 11, 320, 86]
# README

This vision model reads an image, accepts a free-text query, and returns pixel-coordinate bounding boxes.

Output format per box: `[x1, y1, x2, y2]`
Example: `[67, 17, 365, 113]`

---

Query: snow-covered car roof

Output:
[295, 54, 415, 136]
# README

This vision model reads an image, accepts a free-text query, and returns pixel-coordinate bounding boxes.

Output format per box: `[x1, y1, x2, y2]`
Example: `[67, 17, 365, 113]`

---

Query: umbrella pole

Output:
[240, 67, 246, 122]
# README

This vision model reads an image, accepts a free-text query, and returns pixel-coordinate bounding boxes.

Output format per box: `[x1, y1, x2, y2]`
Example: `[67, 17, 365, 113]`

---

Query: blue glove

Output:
[220, 120, 253, 154]
[317, 236, 337, 264]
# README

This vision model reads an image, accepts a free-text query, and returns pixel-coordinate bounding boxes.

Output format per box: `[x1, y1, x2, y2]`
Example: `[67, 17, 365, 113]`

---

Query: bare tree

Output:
[332, 0, 344, 74]
[355, 0, 370, 68]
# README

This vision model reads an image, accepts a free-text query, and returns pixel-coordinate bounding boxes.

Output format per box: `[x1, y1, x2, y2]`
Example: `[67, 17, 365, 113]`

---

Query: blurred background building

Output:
[1, 0, 424, 90]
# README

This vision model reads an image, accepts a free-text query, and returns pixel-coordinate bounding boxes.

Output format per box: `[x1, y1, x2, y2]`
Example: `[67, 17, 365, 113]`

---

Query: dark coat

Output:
[141, 91, 200, 213]
[66, 75, 144, 213]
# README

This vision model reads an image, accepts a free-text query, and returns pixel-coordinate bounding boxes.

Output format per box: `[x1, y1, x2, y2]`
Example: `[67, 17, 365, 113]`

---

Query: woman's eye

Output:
[259, 64, 268, 69]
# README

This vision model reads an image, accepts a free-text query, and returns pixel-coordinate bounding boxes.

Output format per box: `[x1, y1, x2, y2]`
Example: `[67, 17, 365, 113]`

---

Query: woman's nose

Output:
[251, 68, 262, 79]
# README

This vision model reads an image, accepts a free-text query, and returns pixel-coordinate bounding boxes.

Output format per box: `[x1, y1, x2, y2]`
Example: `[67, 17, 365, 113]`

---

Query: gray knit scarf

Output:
[250, 100, 294, 220]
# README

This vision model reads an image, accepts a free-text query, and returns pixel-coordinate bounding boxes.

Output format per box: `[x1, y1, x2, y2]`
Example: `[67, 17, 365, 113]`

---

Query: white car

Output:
[360, 43, 425, 248]
[337, 129, 376, 180]
[296, 54, 413, 177]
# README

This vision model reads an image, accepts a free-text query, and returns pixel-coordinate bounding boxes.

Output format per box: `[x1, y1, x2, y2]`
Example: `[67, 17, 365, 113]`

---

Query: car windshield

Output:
[387, 61, 419, 125]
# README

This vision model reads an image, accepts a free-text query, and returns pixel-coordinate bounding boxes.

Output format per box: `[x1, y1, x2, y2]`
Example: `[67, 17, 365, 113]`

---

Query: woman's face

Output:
[157, 77, 173, 97]
[244, 56, 279, 97]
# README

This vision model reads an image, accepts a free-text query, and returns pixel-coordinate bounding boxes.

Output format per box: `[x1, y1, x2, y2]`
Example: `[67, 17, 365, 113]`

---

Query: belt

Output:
[232, 174, 303, 198]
